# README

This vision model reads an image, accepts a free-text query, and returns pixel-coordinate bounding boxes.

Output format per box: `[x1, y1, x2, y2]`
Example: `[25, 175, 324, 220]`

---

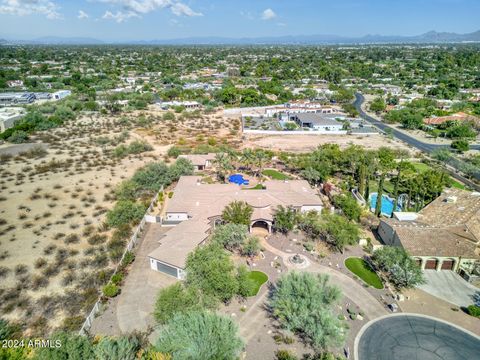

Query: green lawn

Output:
[411, 162, 431, 172]
[262, 169, 290, 180]
[451, 180, 466, 190]
[246, 271, 269, 296]
[345, 257, 383, 289]
[242, 184, 266, 190]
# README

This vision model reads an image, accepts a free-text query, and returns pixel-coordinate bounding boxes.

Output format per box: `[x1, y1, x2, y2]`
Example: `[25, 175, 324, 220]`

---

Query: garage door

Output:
[441, 260, 454, 270]
[156, 261, 178, 278]
[425, 259, 438, 270]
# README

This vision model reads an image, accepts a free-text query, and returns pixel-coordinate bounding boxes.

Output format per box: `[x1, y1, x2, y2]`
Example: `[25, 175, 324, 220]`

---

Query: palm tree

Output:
[253, 150, 270, 178]
[221, 201, 253, 226]
[214, 153, 233, 183]
[375, 148, 395, 217]
[240, 149, 255, 174]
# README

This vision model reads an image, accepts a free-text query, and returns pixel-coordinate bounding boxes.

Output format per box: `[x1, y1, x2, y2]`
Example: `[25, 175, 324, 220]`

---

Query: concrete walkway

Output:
[259, 237, 387, 320]
[418, 270, 479, 307]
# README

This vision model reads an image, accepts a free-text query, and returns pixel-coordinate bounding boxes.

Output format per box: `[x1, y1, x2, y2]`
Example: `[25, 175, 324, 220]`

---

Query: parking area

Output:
[418, 270, 478, 307]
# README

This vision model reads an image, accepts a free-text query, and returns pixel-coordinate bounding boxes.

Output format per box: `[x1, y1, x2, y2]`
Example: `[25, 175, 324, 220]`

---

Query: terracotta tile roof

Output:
[382, 189, 480, 259]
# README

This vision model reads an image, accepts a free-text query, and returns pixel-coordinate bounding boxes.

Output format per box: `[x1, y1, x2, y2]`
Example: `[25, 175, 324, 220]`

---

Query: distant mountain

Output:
[5, 30, 480, 45]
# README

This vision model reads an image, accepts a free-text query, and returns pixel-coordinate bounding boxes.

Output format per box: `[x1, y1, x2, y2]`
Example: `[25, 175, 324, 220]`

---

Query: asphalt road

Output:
[357, 314, 480, 360]
[353, 93, 480, 152]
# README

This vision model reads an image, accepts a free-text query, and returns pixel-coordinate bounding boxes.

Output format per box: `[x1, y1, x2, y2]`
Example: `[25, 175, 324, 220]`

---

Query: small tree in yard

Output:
[273, 205, 297, 233]
[371, 246, 424, 289]
[155, 311, 244, 360]
[154, 283, 215, 324]
[211, 223, 249, 252]
[333, 194, 362, 222]
[269, 272, 346, 354]
[222, 201, 253, 226]
[241, 236, 261, 257]
[321, 214, 359, 253]
[185, 243, 238, 303]
[106, 200, 146, 228]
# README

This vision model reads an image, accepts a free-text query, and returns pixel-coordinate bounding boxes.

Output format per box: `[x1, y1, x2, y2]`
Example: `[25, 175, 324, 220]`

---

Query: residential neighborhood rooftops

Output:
[380, 189, 480, 259]
[178, 153, 216, 167]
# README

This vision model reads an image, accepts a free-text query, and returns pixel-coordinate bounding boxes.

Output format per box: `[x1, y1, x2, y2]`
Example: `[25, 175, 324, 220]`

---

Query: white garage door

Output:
[156, 261, 179, 278]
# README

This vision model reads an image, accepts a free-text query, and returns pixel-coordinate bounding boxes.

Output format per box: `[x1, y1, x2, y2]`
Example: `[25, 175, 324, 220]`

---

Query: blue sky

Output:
[0, 0, 479, 41]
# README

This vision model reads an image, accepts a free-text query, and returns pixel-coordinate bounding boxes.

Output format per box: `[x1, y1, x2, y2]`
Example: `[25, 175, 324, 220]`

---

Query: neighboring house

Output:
[0, 107, 26, 132]
[0, 92, 35, 106]
[423, 112, 475, 126]
[53, 90, 71, 100]
[178, 153, 216, 171]
[378, 189, 480, 281]
[290, 113, 344, 132]
[148, 176, 323, 279]
[7, 80, 24, 88]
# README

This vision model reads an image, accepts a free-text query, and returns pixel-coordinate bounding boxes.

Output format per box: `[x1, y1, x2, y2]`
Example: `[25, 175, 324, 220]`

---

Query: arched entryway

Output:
[250, 220, 271, 236]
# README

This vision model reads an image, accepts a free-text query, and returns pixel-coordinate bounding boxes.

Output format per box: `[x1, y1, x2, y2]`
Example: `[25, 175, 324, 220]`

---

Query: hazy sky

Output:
[0, 0, 479, 40]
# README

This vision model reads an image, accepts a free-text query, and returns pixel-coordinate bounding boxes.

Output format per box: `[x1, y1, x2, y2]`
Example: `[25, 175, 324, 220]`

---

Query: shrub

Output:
[275, 350, 298, 360]
[467, 305, 480, 318]
[111, 273, 123, 285]
[241, 236, 261, 257]
[103, 283, 120, 298]
[106, 200, 146, 228]
[155, 311, 244, 360]
[121, 251, 135, 267]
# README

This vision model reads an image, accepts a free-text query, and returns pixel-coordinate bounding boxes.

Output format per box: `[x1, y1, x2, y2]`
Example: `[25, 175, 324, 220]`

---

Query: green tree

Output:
[154, 283, 213, 324]
[222, 201, 253, 226]
[241, 236, 261, 257]
[155, 311, 244, 360]
[94, 335, 141, 360]
[375, 148, 395, 217]
[333, 195, 362, 222]
[273, 205, 297, 233]
[269, 272, 346, 353]
[186, 244, 238, 303]
[106, 200, 146, 228]
[33, 332, 94, 360]
[371, 246, 424, 289]
[211, 223, 249, 252]
[214, 152, 234, 182]
[370, 97, 386, 113]
[320, 214, 359, 252]
[451, 139, 470, 153]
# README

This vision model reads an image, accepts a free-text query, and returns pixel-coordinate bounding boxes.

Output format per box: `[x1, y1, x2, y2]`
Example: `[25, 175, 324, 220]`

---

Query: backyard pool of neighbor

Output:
[369, 193, 400, 217]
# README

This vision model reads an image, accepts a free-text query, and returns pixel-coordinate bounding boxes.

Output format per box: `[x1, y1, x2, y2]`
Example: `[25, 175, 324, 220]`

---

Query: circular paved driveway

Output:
[356, 314, 480, 360]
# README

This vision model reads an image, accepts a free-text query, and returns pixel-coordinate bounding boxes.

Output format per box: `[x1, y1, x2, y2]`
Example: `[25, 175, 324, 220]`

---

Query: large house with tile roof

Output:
[378, 189, 480, 280]
[148, 176, 323, 279]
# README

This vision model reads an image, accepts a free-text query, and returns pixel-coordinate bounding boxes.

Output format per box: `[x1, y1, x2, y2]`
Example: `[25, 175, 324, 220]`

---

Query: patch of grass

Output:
[451, 180, 466, 190]
[262, 169, 290, 180]
[345, 257, 383, 289]
[246, 271, 268, 296]
[243, 184, 266, 190]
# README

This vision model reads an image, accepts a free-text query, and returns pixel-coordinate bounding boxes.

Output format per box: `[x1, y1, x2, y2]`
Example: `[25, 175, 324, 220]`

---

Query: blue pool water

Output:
[229, 174, 250, 185]
[369, 193, 401, 217]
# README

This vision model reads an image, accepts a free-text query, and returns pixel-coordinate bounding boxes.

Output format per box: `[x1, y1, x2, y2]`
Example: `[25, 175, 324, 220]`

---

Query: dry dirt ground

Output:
[243, 133, 414, 153]
[0, 107, 238, 335]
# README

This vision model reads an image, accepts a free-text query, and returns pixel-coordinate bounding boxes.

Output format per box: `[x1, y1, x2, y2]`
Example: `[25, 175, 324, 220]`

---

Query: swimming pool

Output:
[369, 193, 401, 217]
[228, 174, 250, 185]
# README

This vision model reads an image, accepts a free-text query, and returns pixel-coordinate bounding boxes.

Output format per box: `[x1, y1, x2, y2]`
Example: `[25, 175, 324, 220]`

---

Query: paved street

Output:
[353, 93, 480, 152]
[418, 270, 479, 307]
[356, 314, 480, 360]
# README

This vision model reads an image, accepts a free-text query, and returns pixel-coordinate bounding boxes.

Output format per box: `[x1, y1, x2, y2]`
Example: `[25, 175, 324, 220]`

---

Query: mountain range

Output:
[2, 30, 480, 45]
